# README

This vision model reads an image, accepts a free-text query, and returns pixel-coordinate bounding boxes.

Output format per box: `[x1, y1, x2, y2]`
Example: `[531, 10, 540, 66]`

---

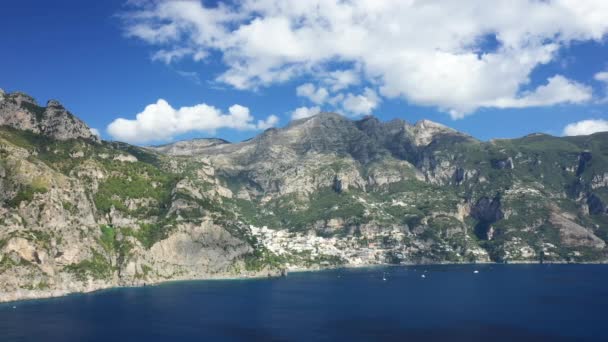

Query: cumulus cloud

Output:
[152, 48, 206, 64]
[294, 84, 379, 117]
[256, 114, 280, 130]
[122, 0, 608, 117]
[461, 75, 593, 118]
[596, 71, 608, 82]
[107, 99, 278, 144]
[563, 119, 608, 136]
[322, 69, 360, 92]
[595, 70, 608, 102]
[291, 106, 321, 120]
[296, 83, 329, 104]
[342, 88, 381, 116]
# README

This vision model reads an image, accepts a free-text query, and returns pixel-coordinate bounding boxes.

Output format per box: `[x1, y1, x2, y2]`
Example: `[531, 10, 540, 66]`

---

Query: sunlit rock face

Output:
[0, 92, 98, 142]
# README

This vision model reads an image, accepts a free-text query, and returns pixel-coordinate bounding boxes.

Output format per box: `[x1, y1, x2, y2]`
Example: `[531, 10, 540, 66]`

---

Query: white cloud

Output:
[563, 119, 608, 136]
[122, 0, 608, 116]
[291, 106, 321, 120]
[466, 75, 593, 118]
[294, 84, 379, 116]
[595, 71, 608, 82]
[107, 99, 278, 144]
[296, 83, 329, 104]
[594, 70, 608, 102]
[509, 76, 592, 107]
[322, 69, 360, 91]
[341, 88, 381, 116]
[152, 48, 205, 64]
[257, 114, 279, 130]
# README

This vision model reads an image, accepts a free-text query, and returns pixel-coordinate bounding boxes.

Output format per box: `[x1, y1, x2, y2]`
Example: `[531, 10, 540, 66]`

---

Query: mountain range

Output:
[1, 89, 607, 302]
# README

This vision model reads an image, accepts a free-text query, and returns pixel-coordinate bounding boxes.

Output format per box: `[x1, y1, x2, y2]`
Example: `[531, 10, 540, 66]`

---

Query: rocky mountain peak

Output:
[289, 111, 348, 128]
[152, 113, 476, 164]
[151, 138, 230, 156]
[46, 99, 64, 108]
[310, 111, 344, 121]
[409, 119, 467, 146]
[6, 91, 37, 107]
[357, 115, 381, 125]
[413, 119, 456, 133]
[0, 90, 99, 142]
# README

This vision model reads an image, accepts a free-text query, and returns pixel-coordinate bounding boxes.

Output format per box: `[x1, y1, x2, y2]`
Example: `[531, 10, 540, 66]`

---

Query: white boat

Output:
[473, 270, 479, 274]
[382, 272, 387, 281]
[421, 274, 426, 278]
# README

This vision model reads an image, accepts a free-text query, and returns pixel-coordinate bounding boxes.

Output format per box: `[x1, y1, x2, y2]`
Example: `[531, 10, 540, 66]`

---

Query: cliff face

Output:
[0, 92, 279, 302]
[1, 90, 608, 302]
[151, 112, 608, 264]
[0, 91, 98, 142]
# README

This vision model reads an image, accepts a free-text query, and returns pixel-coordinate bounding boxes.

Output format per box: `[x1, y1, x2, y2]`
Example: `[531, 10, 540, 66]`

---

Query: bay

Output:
[0, 264, 605, 341]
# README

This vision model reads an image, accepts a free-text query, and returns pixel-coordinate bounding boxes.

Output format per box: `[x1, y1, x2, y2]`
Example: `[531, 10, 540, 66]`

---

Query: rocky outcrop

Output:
[151, 138, 229, 156]
[408, 119, 463, 146]
[492, 157, 514, 169]
[0, 91, 98, 142]
[576, 151, 593, 176]
[591, 173, 608, 189]
[549, 212, 605, 249]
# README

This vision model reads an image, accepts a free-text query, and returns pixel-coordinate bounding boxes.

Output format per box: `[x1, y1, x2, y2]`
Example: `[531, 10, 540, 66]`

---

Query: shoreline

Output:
[2, 261, 607, 305]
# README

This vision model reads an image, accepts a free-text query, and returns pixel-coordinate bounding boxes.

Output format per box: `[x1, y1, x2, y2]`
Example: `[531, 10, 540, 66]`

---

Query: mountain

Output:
[151, 138, 229, 156]
[1, 90, 608, 302]
[0, 90, 98, 142]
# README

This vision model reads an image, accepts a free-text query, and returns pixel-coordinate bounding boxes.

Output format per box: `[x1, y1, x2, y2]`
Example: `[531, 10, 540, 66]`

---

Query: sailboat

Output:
[382, 272, 387, 281]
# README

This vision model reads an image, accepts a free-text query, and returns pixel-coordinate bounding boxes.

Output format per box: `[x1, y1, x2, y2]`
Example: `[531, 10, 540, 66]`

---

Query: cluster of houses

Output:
[249, 225, 410, 266]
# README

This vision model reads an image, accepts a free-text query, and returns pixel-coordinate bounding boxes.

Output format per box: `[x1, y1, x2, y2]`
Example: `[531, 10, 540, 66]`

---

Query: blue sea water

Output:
[0, 264, 606, 341]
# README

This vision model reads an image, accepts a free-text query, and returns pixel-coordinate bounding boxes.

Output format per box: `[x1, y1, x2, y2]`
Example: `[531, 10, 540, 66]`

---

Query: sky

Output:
[1, 0, 608, 145]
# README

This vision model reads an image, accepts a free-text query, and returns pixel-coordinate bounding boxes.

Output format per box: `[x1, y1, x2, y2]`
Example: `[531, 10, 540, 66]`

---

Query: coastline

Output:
[0, 268, 282, 305]
[2, 260, 607, 305]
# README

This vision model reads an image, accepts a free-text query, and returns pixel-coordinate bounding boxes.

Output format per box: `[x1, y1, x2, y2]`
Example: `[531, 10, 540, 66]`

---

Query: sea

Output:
[0, 264, 606, 341]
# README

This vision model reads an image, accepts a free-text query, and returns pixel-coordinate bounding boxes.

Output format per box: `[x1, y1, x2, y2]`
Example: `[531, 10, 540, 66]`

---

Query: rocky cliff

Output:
[0, 90, 98, 142]
[1, 90, 608, 302]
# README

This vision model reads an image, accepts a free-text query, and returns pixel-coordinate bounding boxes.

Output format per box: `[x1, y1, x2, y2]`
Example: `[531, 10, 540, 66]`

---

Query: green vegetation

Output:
[96, 225, 135, 268]
[133, 222, 175, 249]
[232, 188, 369, 231]
[22, 280, 50, 291]
[64, 251, 114, 281]
[244, 248, 286, 271]
[103, 220, 177, 250]
[0, 256, 18, 273]
[62, 201, 77, 214]
[93, 160, 177, 216]
[99, 225, 117, 253]
[7, 183, 48, 208]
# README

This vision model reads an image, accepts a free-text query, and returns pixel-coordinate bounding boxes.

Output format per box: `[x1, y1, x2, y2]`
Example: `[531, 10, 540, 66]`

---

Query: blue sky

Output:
[1, 0, 608, 144]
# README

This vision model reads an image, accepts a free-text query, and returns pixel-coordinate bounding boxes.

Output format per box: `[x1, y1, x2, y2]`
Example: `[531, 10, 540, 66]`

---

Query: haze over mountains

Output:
[1, 90, 607, 302]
